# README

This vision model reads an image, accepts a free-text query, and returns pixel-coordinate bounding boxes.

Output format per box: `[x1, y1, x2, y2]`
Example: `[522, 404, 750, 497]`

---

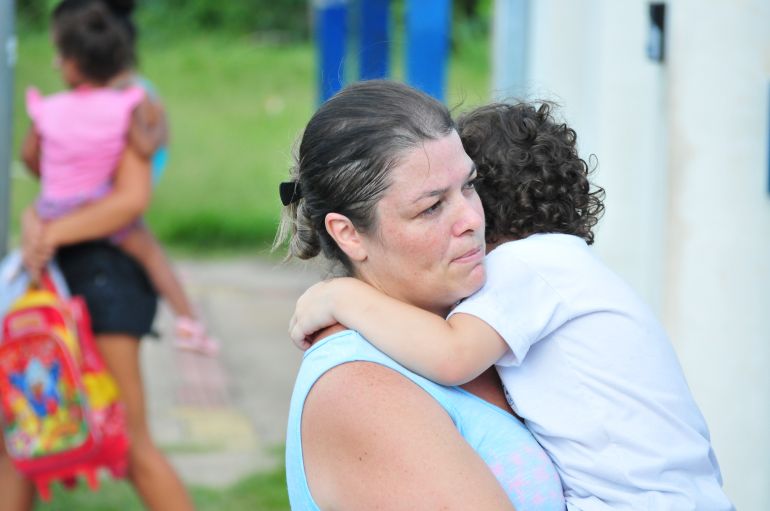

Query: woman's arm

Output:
[22, 146, 151, 278]
[291, 278, 509, 386]
[302, 361, 517, 510]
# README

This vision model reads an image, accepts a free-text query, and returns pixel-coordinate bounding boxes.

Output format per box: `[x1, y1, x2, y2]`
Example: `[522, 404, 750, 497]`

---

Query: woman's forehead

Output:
[388, 132, 472, 196]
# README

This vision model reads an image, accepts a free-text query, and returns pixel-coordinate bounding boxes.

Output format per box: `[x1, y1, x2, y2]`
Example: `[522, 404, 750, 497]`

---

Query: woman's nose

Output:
[452, 194, 484, 237]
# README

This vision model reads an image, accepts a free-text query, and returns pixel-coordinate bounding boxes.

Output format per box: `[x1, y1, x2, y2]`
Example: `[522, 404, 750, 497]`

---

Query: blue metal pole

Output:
[0, 0, 16, 257]
[492, 0, 529, 100]
[314, 0, 349, 103]
[405, 0, 451, 102]
[359, 0, 389, 80]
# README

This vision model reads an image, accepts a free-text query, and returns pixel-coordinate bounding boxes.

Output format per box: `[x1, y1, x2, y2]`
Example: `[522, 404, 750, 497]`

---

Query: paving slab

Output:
[140, 257, 323, 488]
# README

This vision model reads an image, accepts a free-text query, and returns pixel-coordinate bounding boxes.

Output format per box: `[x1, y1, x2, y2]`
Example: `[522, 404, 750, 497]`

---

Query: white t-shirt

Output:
[451, 234, 733, 511]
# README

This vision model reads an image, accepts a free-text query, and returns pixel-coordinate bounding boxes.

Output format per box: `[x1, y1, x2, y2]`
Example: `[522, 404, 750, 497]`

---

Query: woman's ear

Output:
[325, 212, 368, 262]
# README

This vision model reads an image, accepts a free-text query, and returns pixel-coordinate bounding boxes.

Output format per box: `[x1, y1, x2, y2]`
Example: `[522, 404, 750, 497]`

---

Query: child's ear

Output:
[324, 212, 368, 262]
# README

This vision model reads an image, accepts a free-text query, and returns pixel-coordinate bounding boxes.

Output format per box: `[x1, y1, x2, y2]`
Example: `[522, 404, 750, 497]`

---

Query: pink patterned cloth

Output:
[26, 85, 145, 205]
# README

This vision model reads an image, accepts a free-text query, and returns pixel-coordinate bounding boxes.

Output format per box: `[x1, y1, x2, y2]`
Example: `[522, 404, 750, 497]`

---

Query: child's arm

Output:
[290, 277, 509, 386]
[21, 126, 41, 177]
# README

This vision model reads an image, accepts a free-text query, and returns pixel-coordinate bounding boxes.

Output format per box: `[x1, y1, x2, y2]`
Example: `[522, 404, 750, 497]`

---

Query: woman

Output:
[278, 80, 565, 509]
[2, 150, 194, 511]
[2, 54, 194, 511]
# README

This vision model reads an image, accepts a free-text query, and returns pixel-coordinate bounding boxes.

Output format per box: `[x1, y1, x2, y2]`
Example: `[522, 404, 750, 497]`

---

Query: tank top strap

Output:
[293, 330, 458, 415]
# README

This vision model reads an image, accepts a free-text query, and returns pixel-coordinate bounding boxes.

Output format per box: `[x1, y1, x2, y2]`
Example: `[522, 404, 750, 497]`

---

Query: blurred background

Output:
[4, 0, 491, 253]
[1, 0, 769, 509]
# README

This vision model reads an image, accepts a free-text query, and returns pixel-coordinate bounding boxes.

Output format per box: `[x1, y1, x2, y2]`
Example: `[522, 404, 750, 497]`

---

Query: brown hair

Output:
[275, 80, 455, 273]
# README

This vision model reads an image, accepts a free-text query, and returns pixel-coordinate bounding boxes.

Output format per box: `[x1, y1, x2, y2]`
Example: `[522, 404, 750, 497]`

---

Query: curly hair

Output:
[457, 101, 605, 245]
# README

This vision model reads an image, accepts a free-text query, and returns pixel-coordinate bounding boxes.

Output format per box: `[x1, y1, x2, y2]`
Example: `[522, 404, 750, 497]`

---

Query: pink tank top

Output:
[26, 85, 145, 204]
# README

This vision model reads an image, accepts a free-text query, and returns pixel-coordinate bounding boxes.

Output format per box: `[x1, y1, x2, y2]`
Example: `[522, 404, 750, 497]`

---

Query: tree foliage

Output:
[17, 0, 310, 39]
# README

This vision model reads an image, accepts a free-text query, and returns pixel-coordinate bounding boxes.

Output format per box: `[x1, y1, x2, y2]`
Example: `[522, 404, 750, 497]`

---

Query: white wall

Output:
[526, 0, 668, 311]
[517, 0, 770, 507]
[665, 1, 770, 507]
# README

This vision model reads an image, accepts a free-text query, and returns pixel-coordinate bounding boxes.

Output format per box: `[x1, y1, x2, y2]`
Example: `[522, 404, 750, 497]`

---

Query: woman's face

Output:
[356, 130, 486, 315]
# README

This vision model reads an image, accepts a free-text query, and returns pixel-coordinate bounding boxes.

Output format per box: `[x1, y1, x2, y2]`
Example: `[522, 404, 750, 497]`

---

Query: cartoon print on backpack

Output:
[2, 342, 89, 459]
[0, 272, 129, 500]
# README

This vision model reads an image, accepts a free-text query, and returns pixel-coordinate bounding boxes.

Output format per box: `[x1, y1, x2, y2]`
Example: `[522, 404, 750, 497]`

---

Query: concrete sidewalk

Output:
[140, 257, 322, 488]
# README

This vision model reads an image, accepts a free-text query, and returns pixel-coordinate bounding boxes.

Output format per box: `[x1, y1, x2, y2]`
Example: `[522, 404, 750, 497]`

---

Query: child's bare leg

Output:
[120, 226, 219, 355]
[119, 225, 196, 319]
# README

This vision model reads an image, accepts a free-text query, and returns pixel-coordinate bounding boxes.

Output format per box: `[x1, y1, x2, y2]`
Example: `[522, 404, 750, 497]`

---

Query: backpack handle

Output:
[28, 269, 60, 295]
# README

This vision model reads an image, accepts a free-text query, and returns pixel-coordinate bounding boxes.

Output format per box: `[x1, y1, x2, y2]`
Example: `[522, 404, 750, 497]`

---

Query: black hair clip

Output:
[279, 181, 303, 206]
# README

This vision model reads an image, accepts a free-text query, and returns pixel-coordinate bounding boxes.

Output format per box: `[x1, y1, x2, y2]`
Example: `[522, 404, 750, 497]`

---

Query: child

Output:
[290, 102, 733, 509]
[21, 0, 218, 355]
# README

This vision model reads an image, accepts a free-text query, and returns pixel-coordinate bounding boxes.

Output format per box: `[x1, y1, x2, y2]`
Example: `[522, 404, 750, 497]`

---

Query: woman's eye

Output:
[421, 201, 442, 216]
[463, 177, 480, 190]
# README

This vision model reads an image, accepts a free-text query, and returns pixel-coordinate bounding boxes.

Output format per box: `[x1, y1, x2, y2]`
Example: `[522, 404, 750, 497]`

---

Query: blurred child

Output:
[21, 0, 218, 355]
[289, 102, 733, 509]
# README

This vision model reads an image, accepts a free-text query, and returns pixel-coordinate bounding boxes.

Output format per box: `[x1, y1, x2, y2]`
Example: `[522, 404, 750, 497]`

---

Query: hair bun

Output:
[102, 0, 135, 17]
[84, 5, 109, 31]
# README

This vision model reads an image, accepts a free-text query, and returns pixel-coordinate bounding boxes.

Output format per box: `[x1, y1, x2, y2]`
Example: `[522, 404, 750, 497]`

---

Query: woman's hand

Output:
[21, 207, 55, 281]
[289, 279, 349, 350]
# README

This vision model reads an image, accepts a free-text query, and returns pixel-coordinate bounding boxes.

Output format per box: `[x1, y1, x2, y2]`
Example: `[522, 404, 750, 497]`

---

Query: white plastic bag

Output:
[0, 250, 70, 321]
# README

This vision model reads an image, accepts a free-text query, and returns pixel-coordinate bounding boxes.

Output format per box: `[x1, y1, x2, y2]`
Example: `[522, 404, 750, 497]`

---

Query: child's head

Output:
[457, 102, 605, 246]
[52, 0, 136, 87]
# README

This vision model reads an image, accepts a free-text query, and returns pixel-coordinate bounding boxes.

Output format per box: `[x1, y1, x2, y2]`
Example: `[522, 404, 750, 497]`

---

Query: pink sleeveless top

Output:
[26, 85, 145, 207]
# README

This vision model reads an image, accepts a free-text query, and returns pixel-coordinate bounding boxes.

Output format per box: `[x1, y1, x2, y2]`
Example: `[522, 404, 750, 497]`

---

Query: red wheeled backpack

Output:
[0, 271, 129, 500]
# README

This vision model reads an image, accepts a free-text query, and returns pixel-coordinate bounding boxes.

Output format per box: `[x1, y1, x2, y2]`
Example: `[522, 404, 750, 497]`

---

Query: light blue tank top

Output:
[285, 330, 565, 510]
[131, 75, 168, 184]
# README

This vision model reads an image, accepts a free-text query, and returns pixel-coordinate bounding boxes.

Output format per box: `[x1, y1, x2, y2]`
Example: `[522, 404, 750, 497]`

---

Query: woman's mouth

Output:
[452, 246, 484, 265]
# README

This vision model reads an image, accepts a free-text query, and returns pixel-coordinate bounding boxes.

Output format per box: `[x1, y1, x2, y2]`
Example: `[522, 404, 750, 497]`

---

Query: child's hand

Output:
[289, 279, 350, 350]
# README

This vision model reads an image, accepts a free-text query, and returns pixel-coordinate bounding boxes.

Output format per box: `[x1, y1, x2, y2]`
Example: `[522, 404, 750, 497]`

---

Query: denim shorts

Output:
[56, 241, 158, 339]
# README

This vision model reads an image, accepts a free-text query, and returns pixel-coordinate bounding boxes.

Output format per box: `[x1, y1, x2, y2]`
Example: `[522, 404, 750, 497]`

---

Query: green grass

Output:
[34, 464, 290, 511]
[11, 29, 490, 252]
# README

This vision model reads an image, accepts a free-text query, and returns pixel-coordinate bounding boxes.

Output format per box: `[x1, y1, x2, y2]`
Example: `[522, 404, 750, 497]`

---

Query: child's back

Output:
[453, 232, 730, 509]
[28, 86, 144, 214]
[453, 102, 732, 509]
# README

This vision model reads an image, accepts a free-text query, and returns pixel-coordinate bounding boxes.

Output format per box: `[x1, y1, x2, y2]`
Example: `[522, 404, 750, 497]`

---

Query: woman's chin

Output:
[457, 262, 486, 300]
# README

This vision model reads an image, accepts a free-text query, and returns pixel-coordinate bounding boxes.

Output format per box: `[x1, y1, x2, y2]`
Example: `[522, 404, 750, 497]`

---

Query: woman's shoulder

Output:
[296, 330, 451, 403]
[295, 330, 414, 394]
[292, 330, 521, 430]
[289, 329, 463, 433]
